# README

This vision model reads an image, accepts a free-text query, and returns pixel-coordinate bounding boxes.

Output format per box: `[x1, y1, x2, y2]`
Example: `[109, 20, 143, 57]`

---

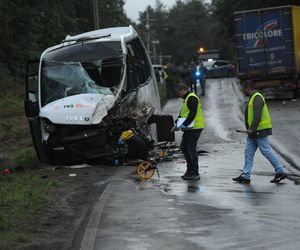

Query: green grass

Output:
[13, 146, 39, 168]
[0, 94, 23, 115]
[0, 171, 58, 248]
[0, 116, 28, 140]
[0, 93, 28, 141]
[0, 90, 57, 249]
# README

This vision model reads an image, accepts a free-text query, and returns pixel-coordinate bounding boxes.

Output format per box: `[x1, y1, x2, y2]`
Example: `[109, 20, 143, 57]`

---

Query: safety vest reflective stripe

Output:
[180, 92, 204, 129]
[162, 70, 168, 80]
[247, 92, 272, 130]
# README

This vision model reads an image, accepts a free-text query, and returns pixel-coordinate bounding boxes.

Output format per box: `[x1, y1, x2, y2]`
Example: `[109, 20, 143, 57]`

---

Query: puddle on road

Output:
[187, 185, 199, 193]
[159, 183, 172, 193]
[157, 180, 208, 196]
[223, 188, 273, 195]
[127, 162, 210, 196]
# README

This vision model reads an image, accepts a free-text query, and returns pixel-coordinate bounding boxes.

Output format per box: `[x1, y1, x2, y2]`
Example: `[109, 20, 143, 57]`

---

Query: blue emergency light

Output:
[195, 69, 202, 79]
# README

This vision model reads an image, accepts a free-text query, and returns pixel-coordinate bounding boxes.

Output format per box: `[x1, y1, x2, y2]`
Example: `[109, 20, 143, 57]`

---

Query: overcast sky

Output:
[124, 0, 177, 22]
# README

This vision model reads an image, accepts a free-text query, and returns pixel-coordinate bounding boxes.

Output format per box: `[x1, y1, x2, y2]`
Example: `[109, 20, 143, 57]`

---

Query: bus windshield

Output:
[41, 57, 123, 106]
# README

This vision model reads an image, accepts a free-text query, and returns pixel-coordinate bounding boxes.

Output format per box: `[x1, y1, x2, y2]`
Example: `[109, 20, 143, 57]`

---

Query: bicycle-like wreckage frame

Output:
[136, 127, 178, 180]
[136, 140, 170, 180]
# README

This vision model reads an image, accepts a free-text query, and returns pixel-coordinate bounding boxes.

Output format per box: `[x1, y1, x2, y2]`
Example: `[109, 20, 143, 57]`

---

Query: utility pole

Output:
[93, 0, 100, 29]
[159, 54, 163, 65]
[152, 40, 159, 64]
[145, 10, 151, 54]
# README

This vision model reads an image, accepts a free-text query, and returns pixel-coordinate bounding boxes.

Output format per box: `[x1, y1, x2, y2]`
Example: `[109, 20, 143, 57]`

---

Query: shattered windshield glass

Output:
[41, 41, 124, 106]
[41, 58, 123, 106]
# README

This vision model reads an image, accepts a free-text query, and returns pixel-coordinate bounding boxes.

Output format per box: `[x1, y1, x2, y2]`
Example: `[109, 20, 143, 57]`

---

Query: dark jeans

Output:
[180, 129, 202, 175]
[200, 78, 206, 95]
[192, 78, 198, 96]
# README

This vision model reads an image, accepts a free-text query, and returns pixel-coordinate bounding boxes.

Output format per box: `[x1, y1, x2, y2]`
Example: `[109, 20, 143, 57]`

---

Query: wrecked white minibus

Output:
[25, 25, 173, 165]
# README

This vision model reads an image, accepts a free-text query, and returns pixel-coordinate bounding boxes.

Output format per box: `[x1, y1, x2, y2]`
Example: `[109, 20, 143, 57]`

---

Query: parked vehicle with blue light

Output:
[203, 60, 236, 78]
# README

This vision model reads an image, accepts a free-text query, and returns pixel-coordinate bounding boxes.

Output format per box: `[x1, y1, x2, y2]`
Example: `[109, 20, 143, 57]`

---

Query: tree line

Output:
[0, 0, 129, 93]
[0, 0, 298, 94]
[137, 0, 299, 64]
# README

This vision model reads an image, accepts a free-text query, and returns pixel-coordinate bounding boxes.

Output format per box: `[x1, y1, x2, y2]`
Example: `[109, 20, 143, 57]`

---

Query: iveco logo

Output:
[65, 116, 90, 121]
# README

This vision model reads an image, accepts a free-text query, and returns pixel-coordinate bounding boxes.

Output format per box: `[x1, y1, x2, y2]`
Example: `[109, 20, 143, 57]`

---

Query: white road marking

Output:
[80, 180, 115, 250]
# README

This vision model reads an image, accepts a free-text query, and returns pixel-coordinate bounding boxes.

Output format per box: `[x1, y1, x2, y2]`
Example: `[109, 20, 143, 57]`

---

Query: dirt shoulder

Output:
[7, 165, 110, 250]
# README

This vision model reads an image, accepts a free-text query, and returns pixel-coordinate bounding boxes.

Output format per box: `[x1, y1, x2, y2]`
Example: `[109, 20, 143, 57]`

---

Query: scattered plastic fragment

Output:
[2, 168, 11, 176]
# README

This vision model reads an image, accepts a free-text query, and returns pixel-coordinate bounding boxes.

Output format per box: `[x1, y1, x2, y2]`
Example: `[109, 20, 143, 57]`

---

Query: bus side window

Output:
[127, 38, 151, 86]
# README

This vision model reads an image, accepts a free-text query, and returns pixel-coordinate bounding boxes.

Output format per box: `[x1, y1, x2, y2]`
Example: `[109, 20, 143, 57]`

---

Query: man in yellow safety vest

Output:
[175, 83, 204, 180]
[233, 80, 287, 184]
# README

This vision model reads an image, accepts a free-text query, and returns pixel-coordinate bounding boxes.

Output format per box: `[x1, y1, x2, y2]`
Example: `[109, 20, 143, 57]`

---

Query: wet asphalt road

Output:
[79, 78, 300, 250]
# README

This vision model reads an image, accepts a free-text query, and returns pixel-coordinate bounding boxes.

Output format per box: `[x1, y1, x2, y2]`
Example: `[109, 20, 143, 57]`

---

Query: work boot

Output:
[232, 174, 251, 184]
[181, 172, 190, 179]
[183, 173, 200, 180]
[270, 173, 287, 183]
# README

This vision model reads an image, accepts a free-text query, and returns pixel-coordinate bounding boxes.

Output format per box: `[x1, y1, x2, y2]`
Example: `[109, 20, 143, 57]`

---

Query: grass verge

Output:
[0, 170, 58, 249]
[0, 88, 60, 249]
[13, 146, 39, 169]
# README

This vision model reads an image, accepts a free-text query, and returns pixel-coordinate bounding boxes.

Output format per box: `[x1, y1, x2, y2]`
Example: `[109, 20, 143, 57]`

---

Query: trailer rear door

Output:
[235, 6, 295, 78]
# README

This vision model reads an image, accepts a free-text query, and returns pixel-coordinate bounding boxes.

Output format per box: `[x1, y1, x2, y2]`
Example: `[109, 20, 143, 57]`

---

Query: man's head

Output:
[175, 83, 189, 98]
[241, 80, 256, 96]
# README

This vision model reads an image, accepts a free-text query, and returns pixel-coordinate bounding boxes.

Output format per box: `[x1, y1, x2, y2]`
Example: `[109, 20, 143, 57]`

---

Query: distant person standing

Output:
[233, 80, 287, 184]
[191, 61, 205, 96]
[164, 63, 179, 98]
[199, 62, 207, 96]
[191, 62, 199, 95]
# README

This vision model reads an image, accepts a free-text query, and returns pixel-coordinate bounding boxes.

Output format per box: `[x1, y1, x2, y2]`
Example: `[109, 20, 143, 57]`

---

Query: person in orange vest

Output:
[233, 80, 287, 184]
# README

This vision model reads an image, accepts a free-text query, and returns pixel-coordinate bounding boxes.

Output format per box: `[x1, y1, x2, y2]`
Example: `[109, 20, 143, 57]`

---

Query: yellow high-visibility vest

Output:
[180, 92, 204, 129]
[162, 70, 168, 80]
[247, 92, 272, 130]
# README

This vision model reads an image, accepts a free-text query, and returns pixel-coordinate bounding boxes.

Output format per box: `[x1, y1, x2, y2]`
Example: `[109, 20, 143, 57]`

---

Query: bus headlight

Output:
[42, 118, 56, 133]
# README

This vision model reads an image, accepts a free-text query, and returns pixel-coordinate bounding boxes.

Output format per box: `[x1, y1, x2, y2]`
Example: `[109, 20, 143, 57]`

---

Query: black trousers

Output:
[180, 129, 202, 175]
